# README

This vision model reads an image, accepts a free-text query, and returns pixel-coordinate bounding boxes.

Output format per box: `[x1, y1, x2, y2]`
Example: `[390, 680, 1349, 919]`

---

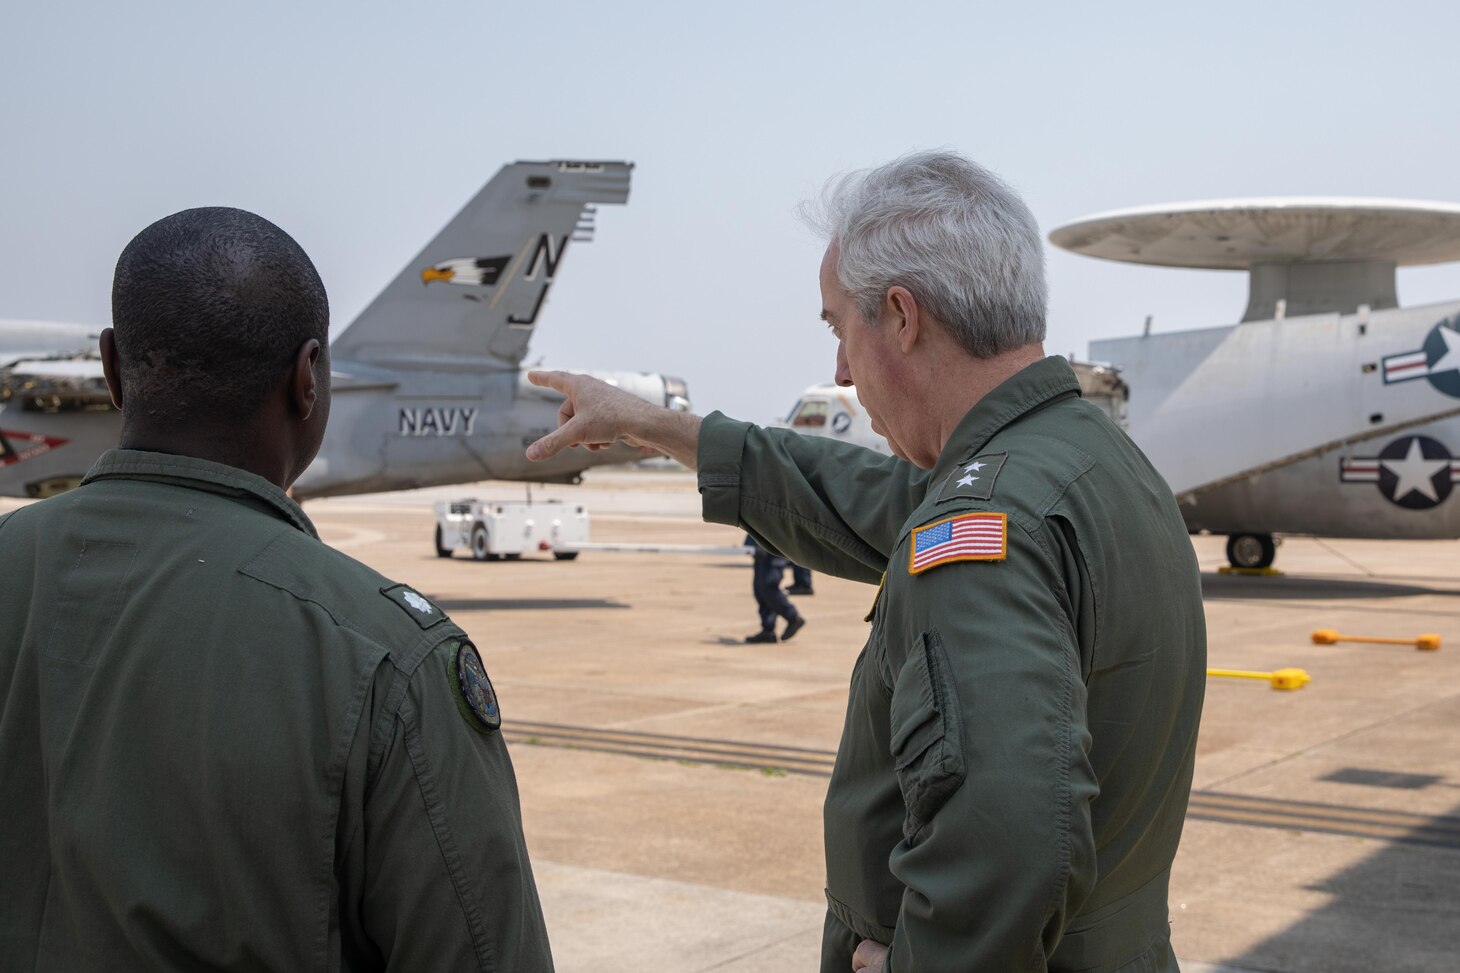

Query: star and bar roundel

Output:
[1340, 435, 1460, 510]
[1382, 316, 1460, 398]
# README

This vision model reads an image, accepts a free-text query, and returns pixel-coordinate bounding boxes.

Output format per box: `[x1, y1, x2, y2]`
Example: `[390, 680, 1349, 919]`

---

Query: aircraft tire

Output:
[1226, 533, 1275, 569]
[434, 525, 453, 558]
[470, 523, 500, 562]
[553, 552, 580, 561]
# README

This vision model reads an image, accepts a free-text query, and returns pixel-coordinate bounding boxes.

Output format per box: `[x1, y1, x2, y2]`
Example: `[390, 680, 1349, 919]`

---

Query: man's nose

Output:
[835, 344, 853, 387]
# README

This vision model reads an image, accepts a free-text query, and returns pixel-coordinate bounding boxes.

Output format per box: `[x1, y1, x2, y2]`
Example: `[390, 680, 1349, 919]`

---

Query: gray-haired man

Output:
[527, 151, 1205, 972]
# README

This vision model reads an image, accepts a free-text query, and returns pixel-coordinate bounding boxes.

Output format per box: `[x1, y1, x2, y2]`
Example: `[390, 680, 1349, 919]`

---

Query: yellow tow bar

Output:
[1311, 629, 1441, 651]
[1207, 667, 1311, 691]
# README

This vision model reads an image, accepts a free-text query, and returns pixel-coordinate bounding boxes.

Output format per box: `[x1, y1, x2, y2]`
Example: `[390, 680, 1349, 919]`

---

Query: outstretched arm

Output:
[525, 370, 931, 584]
[524, 370, 702, 469]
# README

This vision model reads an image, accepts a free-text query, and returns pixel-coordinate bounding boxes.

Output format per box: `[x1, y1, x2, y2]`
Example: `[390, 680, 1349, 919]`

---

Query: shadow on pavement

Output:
[1200, 573, 1460, 601]
[1220, 798, 1460, 973]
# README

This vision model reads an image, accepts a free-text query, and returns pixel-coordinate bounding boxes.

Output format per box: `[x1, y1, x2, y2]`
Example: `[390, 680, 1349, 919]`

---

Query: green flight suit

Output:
[0, 450, 552, 972]
[699, 357, 1206, 972]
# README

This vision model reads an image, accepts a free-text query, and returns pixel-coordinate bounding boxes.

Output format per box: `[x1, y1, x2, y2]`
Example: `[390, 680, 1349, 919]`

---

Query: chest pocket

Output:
[888, 630, 966, 841]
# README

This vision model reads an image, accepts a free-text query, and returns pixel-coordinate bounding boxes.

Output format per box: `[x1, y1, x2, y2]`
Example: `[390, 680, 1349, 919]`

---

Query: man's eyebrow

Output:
[820, 309, 833, 322]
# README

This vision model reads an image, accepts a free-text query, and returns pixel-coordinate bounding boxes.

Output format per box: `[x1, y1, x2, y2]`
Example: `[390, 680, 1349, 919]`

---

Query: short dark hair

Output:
[111, 207, 329, 422]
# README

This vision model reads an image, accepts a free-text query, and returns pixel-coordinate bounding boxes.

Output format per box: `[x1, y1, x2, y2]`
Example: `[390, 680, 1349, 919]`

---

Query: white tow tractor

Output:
[434, 498, 588, 561]
[433, 495, 754, 562]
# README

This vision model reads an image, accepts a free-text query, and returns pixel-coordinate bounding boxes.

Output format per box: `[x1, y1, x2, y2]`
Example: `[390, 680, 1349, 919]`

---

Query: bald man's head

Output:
[111, 207, 329, 423]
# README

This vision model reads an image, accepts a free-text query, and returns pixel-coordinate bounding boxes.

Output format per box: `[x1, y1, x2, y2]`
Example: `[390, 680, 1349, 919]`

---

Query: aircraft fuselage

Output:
[1092, 299, 1460, 541]
[291, 363, 679, 499]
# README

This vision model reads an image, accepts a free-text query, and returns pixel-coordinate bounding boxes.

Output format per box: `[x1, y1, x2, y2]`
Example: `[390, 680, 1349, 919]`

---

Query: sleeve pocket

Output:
[888, 630, 966, 841]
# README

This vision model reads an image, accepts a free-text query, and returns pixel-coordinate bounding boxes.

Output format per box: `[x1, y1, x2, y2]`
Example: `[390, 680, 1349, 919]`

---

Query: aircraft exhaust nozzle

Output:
[587, 370, 692, 414]
[662, 375, 691, 413]
[518, 368, 692, 414]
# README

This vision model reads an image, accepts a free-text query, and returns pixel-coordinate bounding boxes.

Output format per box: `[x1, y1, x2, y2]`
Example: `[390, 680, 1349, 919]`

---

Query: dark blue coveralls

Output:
[746, 534, 801, 635]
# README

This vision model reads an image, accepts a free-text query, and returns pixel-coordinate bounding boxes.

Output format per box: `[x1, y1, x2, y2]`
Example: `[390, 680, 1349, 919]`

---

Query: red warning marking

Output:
[0, 429, 69, 466]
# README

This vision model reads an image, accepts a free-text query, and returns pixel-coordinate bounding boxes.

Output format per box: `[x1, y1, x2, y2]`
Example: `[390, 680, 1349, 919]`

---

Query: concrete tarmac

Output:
[311, 469, 1460, 973]
[10, 467, 1458, 971]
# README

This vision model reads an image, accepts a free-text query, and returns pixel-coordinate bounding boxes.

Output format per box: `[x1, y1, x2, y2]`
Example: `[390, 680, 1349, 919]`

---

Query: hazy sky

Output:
[4, 1, 1459, 423]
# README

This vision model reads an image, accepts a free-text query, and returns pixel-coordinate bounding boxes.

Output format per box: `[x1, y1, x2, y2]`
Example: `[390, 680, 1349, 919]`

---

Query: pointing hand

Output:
[524, 370, 702, 469]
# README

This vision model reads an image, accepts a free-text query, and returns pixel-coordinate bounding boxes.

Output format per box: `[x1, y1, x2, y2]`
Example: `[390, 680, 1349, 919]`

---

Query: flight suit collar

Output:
[929, 355, 1081, 484]
[82, 449, 319, 539]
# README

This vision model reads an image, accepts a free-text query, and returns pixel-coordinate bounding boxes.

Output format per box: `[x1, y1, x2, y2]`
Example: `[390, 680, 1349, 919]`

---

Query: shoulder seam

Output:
[236, 563, 454, 666]
[365, 632, 465, 801]
[238, 531, 462, 660]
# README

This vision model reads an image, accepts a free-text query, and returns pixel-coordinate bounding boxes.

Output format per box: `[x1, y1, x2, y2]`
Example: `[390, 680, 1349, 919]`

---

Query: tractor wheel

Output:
[470, 524, 500, 561]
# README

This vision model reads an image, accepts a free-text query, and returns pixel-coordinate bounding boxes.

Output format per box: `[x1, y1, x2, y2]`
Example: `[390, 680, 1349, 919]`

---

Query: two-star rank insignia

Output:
[937, 451, 1007, 502]
[909, 512, 1008, 574]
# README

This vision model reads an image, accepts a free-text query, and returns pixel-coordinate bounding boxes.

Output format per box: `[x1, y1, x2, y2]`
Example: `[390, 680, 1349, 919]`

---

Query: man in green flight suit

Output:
[525, 152, 1206, 972]
[0, 208, 553, 970]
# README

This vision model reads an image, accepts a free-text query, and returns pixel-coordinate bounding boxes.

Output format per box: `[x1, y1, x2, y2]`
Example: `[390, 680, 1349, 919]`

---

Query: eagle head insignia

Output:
[421, 255, 510, 287]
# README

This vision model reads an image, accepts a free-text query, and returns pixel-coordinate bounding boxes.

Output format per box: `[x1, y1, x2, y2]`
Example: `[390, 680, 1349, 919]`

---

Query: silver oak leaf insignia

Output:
[403, 591, 434, 614]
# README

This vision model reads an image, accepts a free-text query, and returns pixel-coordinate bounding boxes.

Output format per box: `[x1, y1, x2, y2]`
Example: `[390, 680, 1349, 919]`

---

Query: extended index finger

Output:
[527, 369, 573, 394]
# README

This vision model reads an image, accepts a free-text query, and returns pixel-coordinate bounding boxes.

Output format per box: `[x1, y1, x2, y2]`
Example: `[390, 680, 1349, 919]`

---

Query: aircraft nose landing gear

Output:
[1226, 533, 1277, 569]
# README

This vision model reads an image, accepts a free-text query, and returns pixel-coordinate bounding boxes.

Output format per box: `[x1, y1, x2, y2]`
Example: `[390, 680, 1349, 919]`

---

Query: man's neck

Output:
[119, 422, 293, 489]
[925, 344, 1047, 463]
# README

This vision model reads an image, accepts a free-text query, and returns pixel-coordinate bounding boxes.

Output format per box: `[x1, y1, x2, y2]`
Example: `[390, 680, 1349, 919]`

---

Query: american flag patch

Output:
[908, 512, 1007, 574]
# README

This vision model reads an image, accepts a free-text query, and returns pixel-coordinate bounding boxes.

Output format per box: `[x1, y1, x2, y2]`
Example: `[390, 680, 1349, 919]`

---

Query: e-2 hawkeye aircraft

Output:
[776, 362, 1128, 453]
[1048, 197, 1460, 570]
[0, 159, 689, 500]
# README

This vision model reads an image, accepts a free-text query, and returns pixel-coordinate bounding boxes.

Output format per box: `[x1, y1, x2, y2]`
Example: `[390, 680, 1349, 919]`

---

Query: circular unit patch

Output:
[453, 642, 501, 732]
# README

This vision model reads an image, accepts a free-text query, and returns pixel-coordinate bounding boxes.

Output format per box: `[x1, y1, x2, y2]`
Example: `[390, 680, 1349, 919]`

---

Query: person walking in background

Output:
[787, 562, 815, 595]
[745, 533, 806, 643]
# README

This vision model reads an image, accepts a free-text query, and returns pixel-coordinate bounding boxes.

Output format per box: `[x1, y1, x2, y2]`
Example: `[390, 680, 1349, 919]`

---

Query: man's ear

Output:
[99, 328, 124, 410]
[291, 339, 322, 421]
[886, 286, 921, 353]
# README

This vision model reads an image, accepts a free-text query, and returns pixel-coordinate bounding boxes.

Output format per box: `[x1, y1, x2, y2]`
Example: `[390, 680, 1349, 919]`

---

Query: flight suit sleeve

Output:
[697, 412, 932, 584]
[880, 517, 1099, 972]
[359, 639, 552, 972]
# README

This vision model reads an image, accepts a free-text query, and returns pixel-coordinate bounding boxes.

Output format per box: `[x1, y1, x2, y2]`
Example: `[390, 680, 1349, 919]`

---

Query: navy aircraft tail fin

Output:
[330, 160, 631, 369]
